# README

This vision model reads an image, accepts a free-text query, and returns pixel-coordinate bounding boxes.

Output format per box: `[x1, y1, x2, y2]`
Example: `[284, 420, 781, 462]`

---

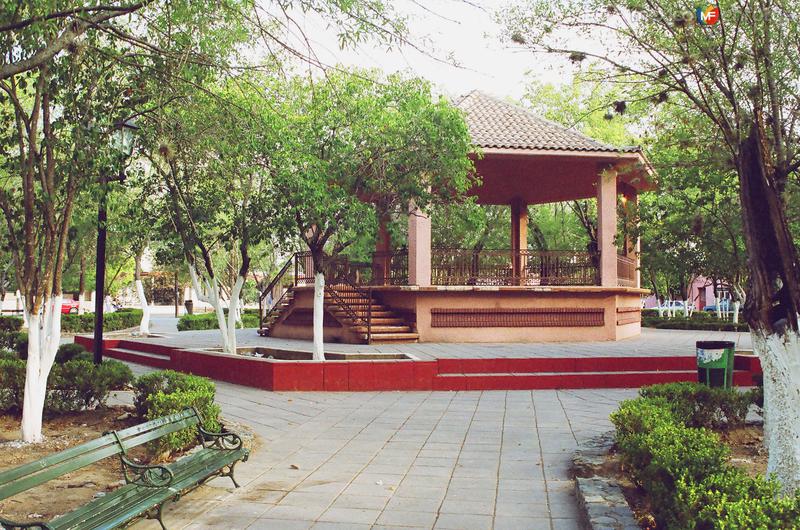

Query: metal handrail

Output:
[258, 257, 294, 331]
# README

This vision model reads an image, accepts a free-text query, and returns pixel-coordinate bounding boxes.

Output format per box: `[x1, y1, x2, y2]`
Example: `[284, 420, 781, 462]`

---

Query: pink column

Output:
[597, 168, 618, 287]
[626, 191, 641, 289]
[510, 198, 528, 284]
[408, 203, 431, 286]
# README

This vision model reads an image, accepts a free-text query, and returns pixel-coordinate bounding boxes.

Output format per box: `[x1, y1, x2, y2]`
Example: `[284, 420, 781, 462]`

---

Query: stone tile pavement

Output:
[128, 362, 637, 530]
[123, 323, 752, 361]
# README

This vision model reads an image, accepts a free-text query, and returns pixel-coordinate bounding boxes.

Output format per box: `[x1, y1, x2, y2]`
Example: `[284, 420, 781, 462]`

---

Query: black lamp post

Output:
[93, 119, 138, 364]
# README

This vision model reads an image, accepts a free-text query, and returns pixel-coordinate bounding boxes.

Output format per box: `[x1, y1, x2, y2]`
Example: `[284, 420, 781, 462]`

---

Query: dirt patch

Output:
[606, 424, 767, 530]
[0, 407, 143, 523]
[721, 425, 767, 478]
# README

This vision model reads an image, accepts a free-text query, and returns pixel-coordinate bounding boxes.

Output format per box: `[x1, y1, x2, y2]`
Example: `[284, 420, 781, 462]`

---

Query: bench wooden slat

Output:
[114, 409, 198, 443]
[0, 436, 123, 501]
[118, 416, 200, 450]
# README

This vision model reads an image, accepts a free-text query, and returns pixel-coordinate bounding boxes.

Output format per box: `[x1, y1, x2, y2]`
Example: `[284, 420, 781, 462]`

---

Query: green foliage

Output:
[641, 312, 749, 332]
[0, 330, 27, 358]
[55, 343, 88, 364]
[0, 316, 22, 332]
[640, 382, 754, 429]
[0, 358, 25, 413]
[61, 309, 142, 333]
[47, 359, 134, 413]
[133, 370, 221, 454]
[177, 312, 258, 331]
[611, 386, 799, 529]
[0, 357, 131, 414]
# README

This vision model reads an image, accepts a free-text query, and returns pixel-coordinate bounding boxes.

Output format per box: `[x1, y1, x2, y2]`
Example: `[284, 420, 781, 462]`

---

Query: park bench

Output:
[0, 408, 248, 530]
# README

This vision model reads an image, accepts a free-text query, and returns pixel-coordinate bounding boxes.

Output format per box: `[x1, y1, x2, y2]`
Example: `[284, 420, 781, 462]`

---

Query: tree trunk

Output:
[134, 253, 150, 335]
[189, 265, 232, 354]
[78, 254, 86, 315]
[738, 123, 800, 493]
[227, 275, 245, 354]
[21, 296, 62, 442]
[313, 271, 325, 361]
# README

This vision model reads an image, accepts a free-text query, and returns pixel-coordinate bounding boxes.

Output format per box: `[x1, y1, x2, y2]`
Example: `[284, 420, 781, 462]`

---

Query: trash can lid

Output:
[696, 340, 735, 349]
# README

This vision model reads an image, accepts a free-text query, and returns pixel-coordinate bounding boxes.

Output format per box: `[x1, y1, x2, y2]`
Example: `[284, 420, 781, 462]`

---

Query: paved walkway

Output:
[127, 359, 635, 530]
[122, 323, 751, 360]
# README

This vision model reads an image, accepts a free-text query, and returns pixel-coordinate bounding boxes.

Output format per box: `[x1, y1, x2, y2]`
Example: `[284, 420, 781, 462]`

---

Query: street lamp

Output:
[93, 119, 139, 364]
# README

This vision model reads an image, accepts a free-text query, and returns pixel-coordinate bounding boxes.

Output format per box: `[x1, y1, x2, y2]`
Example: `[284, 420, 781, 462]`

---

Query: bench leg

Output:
[223, 462, 241, 488]
[146, 499, 171, 530]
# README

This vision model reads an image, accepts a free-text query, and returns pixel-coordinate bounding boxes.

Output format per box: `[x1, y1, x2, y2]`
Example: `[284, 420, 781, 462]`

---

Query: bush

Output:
[639, 382, 754, 429]
[0, 331, 28, 359]
[133, 370, 221, 454]
[0, 357, 133, 414]
[61, 309, 143, 333]
[611, 384, 800, 530]
[177, 312, 259, 331]
[47, 359, 134, 413]
[0, 358, 25, 412]
[55, 343, 88, 364]
[0, 316, 23, 332]
[643, 314, 749, 332]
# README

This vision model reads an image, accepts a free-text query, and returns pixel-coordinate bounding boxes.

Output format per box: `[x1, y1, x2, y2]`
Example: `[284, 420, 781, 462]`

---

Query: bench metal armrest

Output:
[0, 516, 53, 529]
[198, 426, 243, 451]
[120, 455, 174, 488]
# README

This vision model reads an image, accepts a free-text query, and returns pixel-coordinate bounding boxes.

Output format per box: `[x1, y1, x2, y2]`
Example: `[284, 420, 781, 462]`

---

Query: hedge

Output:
[133, 370, 221, 454]
[641, 310, 749, 332]
[177, 310, 259, 331]
[610, 383, 799, 529]
[61, 308, 143, 333]
[0, 356, 133, 414]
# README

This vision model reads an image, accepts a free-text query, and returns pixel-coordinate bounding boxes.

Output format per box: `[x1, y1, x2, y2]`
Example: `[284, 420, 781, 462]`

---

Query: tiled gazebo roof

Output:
[456, 91, 640, 154]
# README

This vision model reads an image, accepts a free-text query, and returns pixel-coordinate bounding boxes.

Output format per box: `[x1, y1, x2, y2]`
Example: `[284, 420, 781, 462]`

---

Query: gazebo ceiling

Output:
[455, 91, 654, 205]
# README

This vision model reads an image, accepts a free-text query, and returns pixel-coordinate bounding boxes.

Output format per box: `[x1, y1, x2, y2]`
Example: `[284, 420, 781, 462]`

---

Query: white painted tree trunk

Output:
[733, 302, 741, 324]
[752, 329, 800, 493]
[313, 271, 325, 361]
[135, 279, 151, 335]
[656, 303, 665, 318]
[21, 296, 62, 442]
[187, 266, 244, 355]
[684, 300, 690, 318]
[226, 276, 245, 354]
[716, 300, 722, 320]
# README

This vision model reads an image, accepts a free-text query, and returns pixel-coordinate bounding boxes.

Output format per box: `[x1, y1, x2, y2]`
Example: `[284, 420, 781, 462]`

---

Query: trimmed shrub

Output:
[612, 384, 800, 530]
[0, 316, 23, 332]
[133, 370, 221, 454]
[55, 343, 88, 364]
[177, 312, 258, 331]
[639, 382, 754, 429]
[47, 359, 134, 413]
[61, 309, 143, 333]
[0, 357, 133, 414]
[0, 358, 25, 412]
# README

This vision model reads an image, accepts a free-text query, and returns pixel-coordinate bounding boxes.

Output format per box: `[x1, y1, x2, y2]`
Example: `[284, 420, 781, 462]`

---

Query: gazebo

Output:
[260, 92, 653, 343]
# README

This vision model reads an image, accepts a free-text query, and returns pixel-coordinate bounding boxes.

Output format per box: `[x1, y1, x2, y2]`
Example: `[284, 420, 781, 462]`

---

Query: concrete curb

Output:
[572, 431, 640, 530]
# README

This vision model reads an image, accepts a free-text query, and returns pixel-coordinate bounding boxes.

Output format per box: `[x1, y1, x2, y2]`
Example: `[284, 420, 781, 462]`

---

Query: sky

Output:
[279, 0, 576, 101]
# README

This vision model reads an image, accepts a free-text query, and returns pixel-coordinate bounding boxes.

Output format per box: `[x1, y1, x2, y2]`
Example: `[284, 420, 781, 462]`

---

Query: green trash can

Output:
[696, 340, 735, 389]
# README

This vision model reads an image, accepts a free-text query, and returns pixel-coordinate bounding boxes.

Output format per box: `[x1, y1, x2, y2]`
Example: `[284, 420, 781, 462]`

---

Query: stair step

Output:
[364, 332, 419, 341]
[352, 325, 412, 333]
[332, 310, 394, 317]
[342, 317, 404, 325]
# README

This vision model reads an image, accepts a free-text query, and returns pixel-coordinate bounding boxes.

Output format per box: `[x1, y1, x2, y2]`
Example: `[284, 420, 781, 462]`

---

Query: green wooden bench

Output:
[0, 408, 248, 530]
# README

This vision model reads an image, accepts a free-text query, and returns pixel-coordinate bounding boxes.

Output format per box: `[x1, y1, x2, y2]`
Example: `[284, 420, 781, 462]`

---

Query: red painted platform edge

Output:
[76, 337, 763, 391]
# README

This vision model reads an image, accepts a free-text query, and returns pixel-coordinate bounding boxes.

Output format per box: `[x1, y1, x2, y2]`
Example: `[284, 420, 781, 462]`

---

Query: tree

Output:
[503, 0, 800, 491]
[0, 0, 257, 443]
[144, 77, 280, 354]
[270, 70, 474, 359]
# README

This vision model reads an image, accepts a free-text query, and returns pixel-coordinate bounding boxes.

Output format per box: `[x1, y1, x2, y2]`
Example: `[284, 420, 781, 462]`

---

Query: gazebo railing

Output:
[617, 254, 637, 288]
[431, 248, 600, 286]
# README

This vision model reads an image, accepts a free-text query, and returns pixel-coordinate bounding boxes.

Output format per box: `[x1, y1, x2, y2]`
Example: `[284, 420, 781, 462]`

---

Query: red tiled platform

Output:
[75, 336, 762, 392]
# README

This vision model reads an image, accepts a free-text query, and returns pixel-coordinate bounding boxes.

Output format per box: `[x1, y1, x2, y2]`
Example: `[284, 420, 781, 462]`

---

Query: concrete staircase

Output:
[258, 285, 418, 344]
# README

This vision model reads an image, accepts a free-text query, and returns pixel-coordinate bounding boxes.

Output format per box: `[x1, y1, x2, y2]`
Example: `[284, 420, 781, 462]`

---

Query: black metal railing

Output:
[431, 249, 600, 286]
